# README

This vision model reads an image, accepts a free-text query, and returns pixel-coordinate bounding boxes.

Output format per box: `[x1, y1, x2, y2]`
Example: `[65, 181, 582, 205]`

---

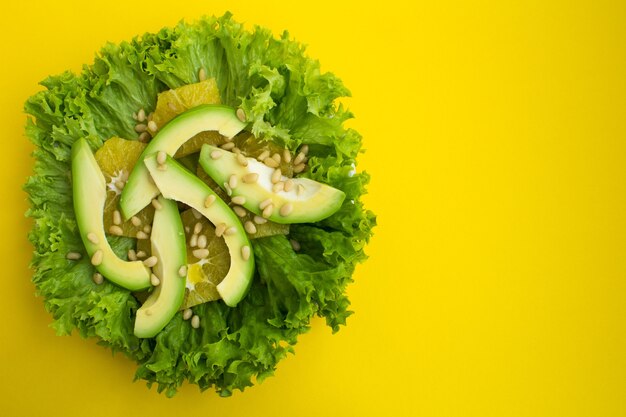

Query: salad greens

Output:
[24, 12, 375, 396]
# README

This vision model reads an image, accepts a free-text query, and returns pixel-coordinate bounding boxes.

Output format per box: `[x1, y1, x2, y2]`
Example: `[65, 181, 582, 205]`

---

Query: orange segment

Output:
[151, 79, 221, 131]
[94, 137, 154, 237]
[180, 209, 230, 309]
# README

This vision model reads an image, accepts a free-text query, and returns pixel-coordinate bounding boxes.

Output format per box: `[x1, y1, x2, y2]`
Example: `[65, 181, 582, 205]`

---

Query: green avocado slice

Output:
[120, 105, 247, 220]
[144, 153, 254, 307]
[198, 144, 346, 224]
[71, 138, 151, 291]
[134, 196, 187, 338]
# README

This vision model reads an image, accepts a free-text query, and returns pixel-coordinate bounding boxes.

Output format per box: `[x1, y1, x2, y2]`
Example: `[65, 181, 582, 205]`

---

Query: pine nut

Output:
[91, 250, 103, 266]
[87, 232, 99, 244]
[231, 195, 246, 205]
[143, 256, 158, 267]
[241, 245, 251, 261]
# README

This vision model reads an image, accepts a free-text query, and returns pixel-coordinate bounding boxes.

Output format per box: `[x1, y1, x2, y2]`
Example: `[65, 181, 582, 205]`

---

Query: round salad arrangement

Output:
[24, 13, 375, 396]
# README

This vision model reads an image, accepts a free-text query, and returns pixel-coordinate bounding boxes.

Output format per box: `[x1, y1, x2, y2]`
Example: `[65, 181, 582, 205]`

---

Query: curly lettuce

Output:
[24, 12, 375, 396]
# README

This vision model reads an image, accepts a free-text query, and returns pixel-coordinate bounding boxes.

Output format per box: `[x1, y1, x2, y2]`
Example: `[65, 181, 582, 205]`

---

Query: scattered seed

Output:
[190, 234, 198, 247]
[236, 108, 246, 122]
[221, 142, 236, 150]
[91, 250, 104, 266]
[231, 195, 246, 205]
[224, 226, 237, 236]
[128, 249, 137, 261]
[136, 231, 149, 240]
[143, 224, 152, 234]
[134, 123, 147, 133]
[198, 67, 207, 81]
[283, 149, 292, 163]
[263, 157, 279, 168]
[280, 203, 294, 217]
[157, 163, 168, 171]
[229, 174, 238, 189]
[224, 182, 233, 196]
[185, 226, 190, 233]
[191, 315, 200, 329]
[145, 309, 152, 316]
[143, 256, 158, 267]
[204, 194, 216, 208]
[290, 239, 301, 251]
[284, 179, 295, 192]
[66, 252, 82, 261]
[193, 222, 203, 235]
[87, 232, 99, 244]
[151, 274, 160, 286]
[300, 144, 309, 155]
[136, 251, 147, 259]
[148, 120, 158, 132]
[272, 182, 285, 193]
[242, 173, 259, 184]
[293, 163, 306, 173]
[294, 152, 306, 165]
[109, 225, 123, 236]
[137, 108, 146, 122]
[259, 198, 273, 210]
[183, 308, 193, 320]
[215, 223, 227, 237]
[236, 153, 248, 167]
[192, 209, 202, 219]
[197, 234, 207, 249]
[115, 180, 125, 190]
[157, 151, 167, 165]
[193, 248, 209, 259]
[151, 198, 163, 210]
[147, 112, 154, 122]
[253, 215, 268, 224]
[272, 153, 281, 163]
[232, 147, 241, 155]
[139, 132, 151, 142]
[297, 184, 305, 195]
[92, 272, 104, 285]
[233, 206, 247, 217]
[210, 150, 223, 159]
[241, 245, 251, 261]
[262, 204, 274, 218]
[167, 101, 178, 112]
[257, 150, 270, 161]
[113, 210, 122, 225]
[132, 111, 138, 121]
[178, 265, 188, 278]
[271, 168, 282, 184]
[244, 221, 257, 234]
[131, 216, 142, 227]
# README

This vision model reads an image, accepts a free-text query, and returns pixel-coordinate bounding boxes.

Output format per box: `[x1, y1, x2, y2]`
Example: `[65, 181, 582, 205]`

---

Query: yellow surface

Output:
[2, 0, 626, 415]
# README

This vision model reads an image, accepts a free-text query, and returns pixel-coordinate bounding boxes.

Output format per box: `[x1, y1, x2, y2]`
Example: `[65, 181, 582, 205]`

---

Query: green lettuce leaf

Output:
[24, 13, 374, 396]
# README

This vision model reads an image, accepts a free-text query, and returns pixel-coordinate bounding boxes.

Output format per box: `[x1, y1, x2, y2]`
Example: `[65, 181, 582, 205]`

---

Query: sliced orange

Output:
[180, 209, 230, 309]
[94, 137, 154, 237]
[151, 79, 221, 131]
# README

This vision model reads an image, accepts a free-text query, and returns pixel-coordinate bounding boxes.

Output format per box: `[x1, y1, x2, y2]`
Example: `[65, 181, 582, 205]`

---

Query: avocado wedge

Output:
[134, 196, 187, 338]
[71, 138, 151, 291]
[198, 144, 345, 224]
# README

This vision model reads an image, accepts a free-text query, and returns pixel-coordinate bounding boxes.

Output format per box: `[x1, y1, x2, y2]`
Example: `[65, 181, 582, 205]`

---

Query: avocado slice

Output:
[120, 105, 247, 220]
[134, 196, 187, 338]
[198, 144, 346, 224]
[71, 138, 151, 291]
[144, 154, 254, 307]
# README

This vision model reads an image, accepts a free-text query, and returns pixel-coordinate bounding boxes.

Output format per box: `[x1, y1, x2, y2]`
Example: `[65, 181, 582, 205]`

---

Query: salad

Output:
[24, 13, 375, 396]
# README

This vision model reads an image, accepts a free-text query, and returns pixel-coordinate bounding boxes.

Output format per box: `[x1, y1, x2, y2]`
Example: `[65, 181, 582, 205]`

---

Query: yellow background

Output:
[2, 0, 625, 416]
